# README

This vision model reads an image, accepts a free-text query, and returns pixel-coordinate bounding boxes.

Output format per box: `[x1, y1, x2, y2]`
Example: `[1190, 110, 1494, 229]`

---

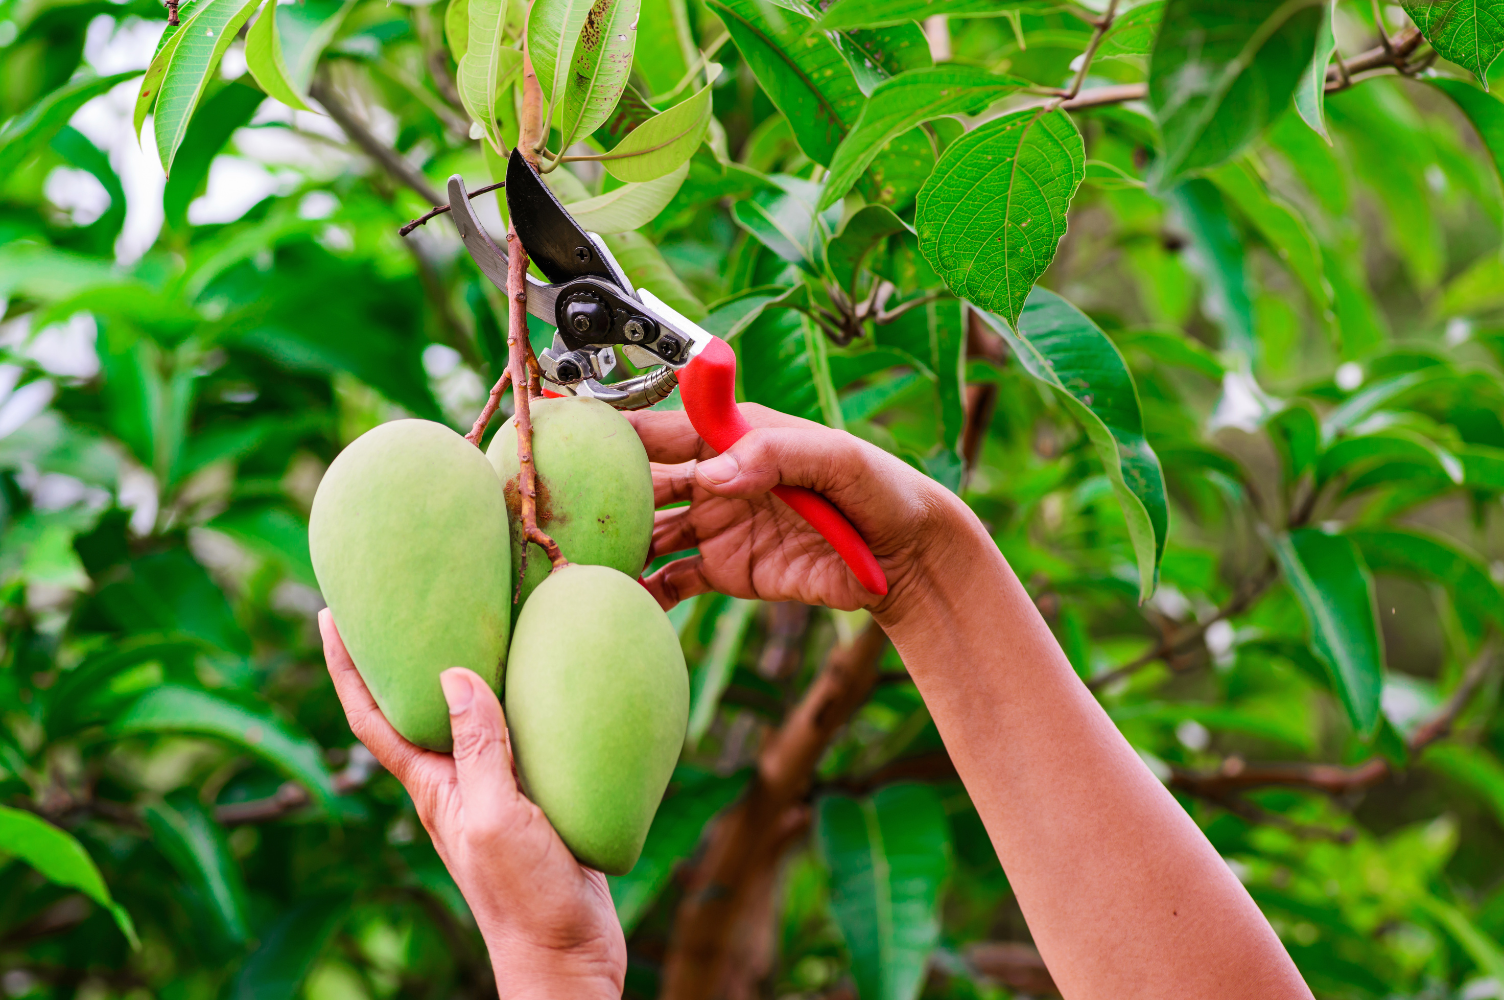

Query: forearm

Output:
[874, 502, 1311, 1000]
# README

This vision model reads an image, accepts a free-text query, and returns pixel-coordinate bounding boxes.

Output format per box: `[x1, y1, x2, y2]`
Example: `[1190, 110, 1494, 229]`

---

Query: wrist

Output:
[871, 489, 1005, 640]
[485, 934, 623, 999]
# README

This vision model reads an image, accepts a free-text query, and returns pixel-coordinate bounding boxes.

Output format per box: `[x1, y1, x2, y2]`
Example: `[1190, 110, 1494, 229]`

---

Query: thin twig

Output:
[465, 370, 512, 446]
[1057, 0, 1121, 103]
[398, 181, 505, 237]
[1370, 0, 1394, 54]
[166, 0, 178, 25]
[1088, 560, 1279, 691]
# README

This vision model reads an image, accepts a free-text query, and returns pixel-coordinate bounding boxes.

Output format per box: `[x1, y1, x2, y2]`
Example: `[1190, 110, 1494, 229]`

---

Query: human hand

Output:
[625, 404, 970, 615]
[319, 611, 625, 1000]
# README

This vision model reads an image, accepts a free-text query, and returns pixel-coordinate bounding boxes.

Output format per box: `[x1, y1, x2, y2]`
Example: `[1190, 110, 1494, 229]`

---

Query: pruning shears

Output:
[446, 149, 888, 597]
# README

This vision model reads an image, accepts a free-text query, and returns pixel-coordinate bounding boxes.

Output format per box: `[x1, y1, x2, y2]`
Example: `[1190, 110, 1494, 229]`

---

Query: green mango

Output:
[310, 419, 511, 751]
[506, 564, 688, 875]
[487, 396, 653, 619]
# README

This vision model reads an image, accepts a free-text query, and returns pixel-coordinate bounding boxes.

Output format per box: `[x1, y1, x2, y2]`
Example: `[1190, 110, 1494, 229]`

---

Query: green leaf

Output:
[826, 203, 912, 298]
[1167, 178, 1254, 361]
[1266, 403, 1320, 479]
[602, 78, 712, 182]
[154, 0, 263, 174]
[0, 806, 138, 947]
[634, 0, 697, 96]
[701, 285, 801, 340]
[110, 685, 338, 807]
[1415, 894, 1504, 984]
[135, 13, 196, 140]
[144, 792, 250, 944]
[1348, 529, 1504, 635]
[275, 0, 357, 93]
[916, 108, 1085, 328]
[563, 160, 688, 232]
[819, 66, 1028, 210]
[686, 598, 759, 747]
[1399, 0, 1504, 88]
[1270, 528, 1384, 737]
[1426, 77, 1504, 192]
[163, 78, 266, 229]
[609, 768, 748, 933]
[446, 0, 470, 62]
[560, 0, 641, 149]
[1294, 0, 1336, 140]
[459, 0, 522, 152]
[1463, 444, 1504, 491]
[739, 305, 823, 421]
[528, 0, 595, 111]
[708, 0, 864, 164]
[732, 175, 839, 271]
[50, 126, 127, 253]
[209, 505, 318, 587]
[246, 0, 314, 112]
[0, 71, 141, 177]
[602, 230, 707, 319]
[817, 0, 1053, 30]
[829, 20, 932, 96]
[981, 289, 1169, 599]
[1097, 1, 1165, 58]
[816, 784, 952, 1000]
[1422, 744, 1504, 834]
[1148, 0, 1325, 186]
[1207, 158, 1333, 329]
[229, 894, 350, 1000]
[1318, 431, 1463, 489]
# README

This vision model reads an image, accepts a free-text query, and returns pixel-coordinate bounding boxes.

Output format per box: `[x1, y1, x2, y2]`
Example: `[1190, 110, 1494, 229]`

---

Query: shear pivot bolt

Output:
[624, 318, 648, 342]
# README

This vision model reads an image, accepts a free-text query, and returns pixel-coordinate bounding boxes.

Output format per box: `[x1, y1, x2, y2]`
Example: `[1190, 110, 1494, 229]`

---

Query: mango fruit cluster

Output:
[309, 398, 688, 875]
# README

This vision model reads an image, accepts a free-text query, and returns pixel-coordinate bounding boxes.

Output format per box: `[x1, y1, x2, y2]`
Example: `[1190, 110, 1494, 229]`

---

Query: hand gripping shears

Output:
[446, 150, 887, 597]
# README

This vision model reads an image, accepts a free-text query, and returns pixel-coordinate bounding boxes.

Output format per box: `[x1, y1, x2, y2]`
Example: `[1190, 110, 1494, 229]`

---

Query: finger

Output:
[649, 506, 699, 561]
[694, 425, 892, 513]
[641, 556, 713, 610]
[320, 610, 443, 789]
[651, 460, 700, 508]
[624, 409, 707, 464]
[439, 668, 515, 835]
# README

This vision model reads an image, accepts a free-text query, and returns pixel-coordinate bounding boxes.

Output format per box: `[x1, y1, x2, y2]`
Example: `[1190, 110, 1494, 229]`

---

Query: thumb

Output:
[440, 668, 514, 831]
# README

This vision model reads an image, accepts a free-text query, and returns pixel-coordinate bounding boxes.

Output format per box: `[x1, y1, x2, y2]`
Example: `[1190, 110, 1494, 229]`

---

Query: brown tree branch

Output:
[398, 181, 505, 237]
[308, 77, 442, 205]
[660, 622, 890, 1000]
[465, 370, 512, 446]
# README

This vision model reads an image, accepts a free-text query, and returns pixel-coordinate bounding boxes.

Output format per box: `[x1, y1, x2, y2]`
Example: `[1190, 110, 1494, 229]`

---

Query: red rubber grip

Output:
[678, 337, 888, 597]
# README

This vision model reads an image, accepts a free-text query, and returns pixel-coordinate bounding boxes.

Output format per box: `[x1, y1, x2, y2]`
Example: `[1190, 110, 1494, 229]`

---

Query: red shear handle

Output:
[678, 337, 889, 597]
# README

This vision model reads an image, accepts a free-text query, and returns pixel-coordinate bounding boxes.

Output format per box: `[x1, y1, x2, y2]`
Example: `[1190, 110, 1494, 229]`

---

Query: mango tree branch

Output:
[1056, 0, 1120, 102]
[398, 181, 505, 237]
[466, 370, 512, 446]
[661, 622, 890, 1000]
[309, 76, 443, 205]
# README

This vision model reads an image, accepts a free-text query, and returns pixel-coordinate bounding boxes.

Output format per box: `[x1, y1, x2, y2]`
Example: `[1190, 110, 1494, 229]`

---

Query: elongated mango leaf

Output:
[0, 72, 141, 176]
[981, 290, 1168, 599]
[163, 79, 265, 229]
[817, 0, 1054, 29]
[686, 598, 759, 747]
[110, 685, 338, 807]
[816, 784, 952, 1000]
[0, 806, 138, 947]
[229, 893, 350, 1000]
[276, 0, 357, 92]
[609, 768, 748, 934]
[563, 160, 688, 232]
[826, 203, 911, 297]
[1168, 178, 1254, 361]
[1295, 0, 1337, 140]
[154, 0, 263, 174]
[702, 285, 806, 340]
[1427, 78, 1504, 190]
[145, 793, 250, 944]
[602, 230, 707, 319]
[732, 175, 840, 272]
[560, 0, 640, 148]
[528, 0, 595, 110]
[603, 78, 713, 182]
[634, 0, 697, 96]
[708, 0, 863, 165]
[1148, 0, 1325, 187]
[135, 0, 203, 139]
[1207, 158, 1333, 328]
[447, 0, 470, 62]
[459, 0, 521, 152]
[916, 107, 1084, 328]
[819, 66, 1028, 210]
[1318, 431, 1462, 488]
[1400, 0, 1504, 88]
[1271, 529, 1384, 737]
[1349, 529, 1504, 636]
[246, 0, 313, 111]
[1097, 0, 1165, 58]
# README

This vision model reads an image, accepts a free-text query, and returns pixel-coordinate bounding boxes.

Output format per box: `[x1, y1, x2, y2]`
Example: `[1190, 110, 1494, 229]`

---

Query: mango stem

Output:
[505, 225, 568, 577]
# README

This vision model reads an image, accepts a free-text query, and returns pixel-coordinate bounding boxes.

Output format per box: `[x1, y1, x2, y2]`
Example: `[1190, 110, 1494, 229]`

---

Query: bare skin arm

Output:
[320, 402, 1311, 998]
[627, 405, 1312, 1000]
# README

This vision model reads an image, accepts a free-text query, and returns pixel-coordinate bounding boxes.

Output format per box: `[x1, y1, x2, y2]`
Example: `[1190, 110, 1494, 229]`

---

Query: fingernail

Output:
[698, 453, 739, 484]
[440, 669, 473, 715]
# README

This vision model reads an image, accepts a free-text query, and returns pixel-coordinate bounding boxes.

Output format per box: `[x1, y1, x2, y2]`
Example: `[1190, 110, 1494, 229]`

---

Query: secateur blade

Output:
[504, 149, 631, 291]
[445, 173, 557, 326]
